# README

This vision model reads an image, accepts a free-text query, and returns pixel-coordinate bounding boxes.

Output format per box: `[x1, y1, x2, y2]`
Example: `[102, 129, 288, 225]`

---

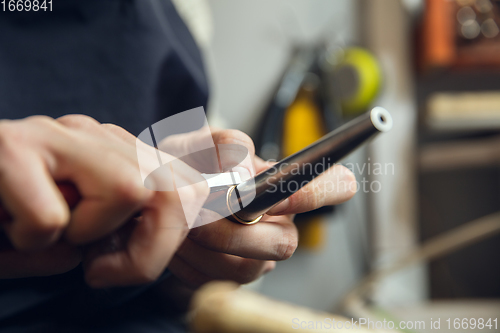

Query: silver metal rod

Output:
[228, 107, 392, 223]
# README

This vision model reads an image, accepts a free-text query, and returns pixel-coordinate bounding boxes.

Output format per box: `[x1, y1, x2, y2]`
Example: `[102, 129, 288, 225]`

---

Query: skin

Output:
[166, 129, 358, 296]
[0, 115, 208, 286]
[0, 115, 357, 292]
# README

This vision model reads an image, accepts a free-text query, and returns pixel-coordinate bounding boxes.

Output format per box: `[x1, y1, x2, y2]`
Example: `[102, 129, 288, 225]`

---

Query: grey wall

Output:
[175, 0, 426, 311]
[204, 0, 358, 133]
[202, 0, 369, 311]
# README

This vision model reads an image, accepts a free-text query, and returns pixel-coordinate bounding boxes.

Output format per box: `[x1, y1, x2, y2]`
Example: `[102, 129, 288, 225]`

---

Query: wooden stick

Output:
[189, 281, 380, 333]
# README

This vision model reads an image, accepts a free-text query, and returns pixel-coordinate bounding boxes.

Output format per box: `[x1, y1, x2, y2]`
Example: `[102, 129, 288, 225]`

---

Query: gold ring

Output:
[226, 185, 263, 225]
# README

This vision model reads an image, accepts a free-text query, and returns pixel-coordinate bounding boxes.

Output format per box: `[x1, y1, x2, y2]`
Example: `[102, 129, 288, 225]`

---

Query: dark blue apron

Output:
[0, 1, 208, 331]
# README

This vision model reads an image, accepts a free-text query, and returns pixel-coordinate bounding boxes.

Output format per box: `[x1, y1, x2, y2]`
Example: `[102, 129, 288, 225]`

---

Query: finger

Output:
[57, 115, 129, 146]
[188, 210, 298, 261]
[211, 129, 255, 159]
[54, 115, 151, 243]
[66, 137, 208, 244]
[176, 238, 271, 284]
[63, 165, 151, 244]
[59, 115, 211, 243]
[83, 182, 207, 288]
[158, 127, 221, 174]
[100, 123, 137, 145]
[0, 147, 70, 250]
[57, 115, 138, 163]
[267, 164, 357, 216]
[157, 128, 256, 177]
[49, 120, 150, 243]
[0, 182, 83, 223]
[212, 129, 256, 180]
[0, 182, 80, 225]
[253, 156, 276, 174]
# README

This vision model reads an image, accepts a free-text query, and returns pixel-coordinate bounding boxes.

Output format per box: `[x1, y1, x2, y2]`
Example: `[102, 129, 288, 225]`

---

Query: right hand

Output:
[0, 115, 208, 286]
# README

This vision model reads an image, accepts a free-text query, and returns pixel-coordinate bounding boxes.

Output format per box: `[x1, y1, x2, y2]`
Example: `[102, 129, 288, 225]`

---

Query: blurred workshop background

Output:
[174, 0, 500, 330]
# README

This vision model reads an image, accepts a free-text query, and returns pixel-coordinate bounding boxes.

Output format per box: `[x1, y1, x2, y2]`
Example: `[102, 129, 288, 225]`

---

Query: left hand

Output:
[0, 115, 208, 286]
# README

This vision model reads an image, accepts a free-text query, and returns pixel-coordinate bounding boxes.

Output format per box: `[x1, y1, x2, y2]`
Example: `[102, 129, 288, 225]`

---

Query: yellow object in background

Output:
[296, 216, 325, 249]
[335, 47, 382, 116]
[282, 90, 324, 157]
[282, 89, 326, 250]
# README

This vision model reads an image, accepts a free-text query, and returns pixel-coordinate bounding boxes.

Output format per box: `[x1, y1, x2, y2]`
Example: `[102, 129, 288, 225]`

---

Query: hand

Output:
[0, 115, 208, 286]
[164, 129, 357, 297]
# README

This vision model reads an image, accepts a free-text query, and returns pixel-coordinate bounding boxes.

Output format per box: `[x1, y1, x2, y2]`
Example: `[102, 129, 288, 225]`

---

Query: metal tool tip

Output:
[370, 107, 392, 132]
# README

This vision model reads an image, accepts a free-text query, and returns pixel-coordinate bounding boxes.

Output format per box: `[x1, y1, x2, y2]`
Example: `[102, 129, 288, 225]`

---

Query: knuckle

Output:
[31, 207, 70, 234]
[26, 116, 70, 145]
[101, 123, 128, 138]
[0, 121, 27, 152]
[0, 120, 10, 138]
[27, 115, 55, 126]
[114, 177, 151, 207]
[57, 114, 100, 130]
[10, 208, 69, 250]
[0, 116, 58, 151]
[101, 123, 120, 131]
[274, 228, 298, 261]
[0, 122, 15, 151]
[101, 123, 131, 139]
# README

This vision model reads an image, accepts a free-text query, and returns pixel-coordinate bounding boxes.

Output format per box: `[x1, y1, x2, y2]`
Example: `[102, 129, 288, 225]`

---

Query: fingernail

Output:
[267, 198, 290, 215]
[263, 261, 276, 273]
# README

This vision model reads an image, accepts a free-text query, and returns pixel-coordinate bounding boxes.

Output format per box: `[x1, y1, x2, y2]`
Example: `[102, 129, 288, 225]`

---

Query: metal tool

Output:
[217, 106, 392, 224]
